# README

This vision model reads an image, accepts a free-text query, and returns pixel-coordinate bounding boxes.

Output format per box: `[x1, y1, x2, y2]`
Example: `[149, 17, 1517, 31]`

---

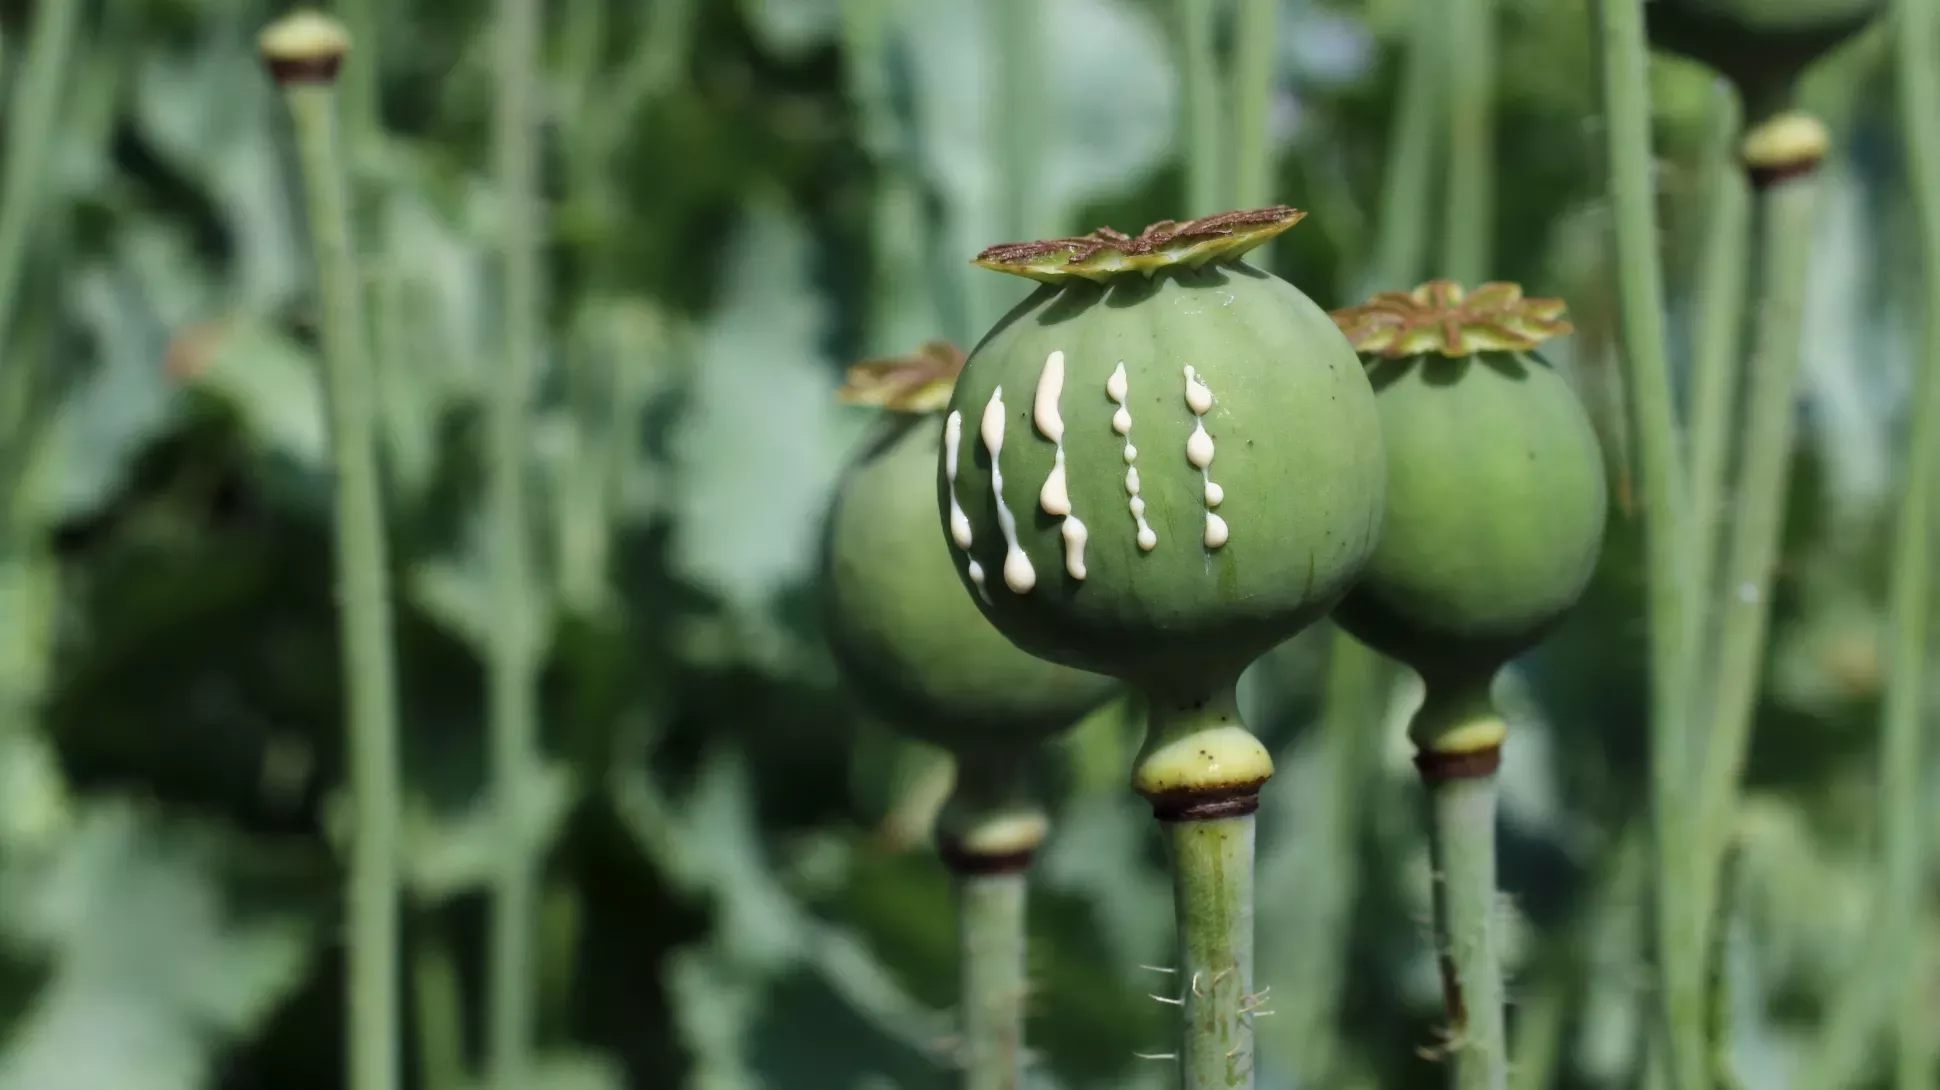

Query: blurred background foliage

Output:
[0, 0, 1929, 1088]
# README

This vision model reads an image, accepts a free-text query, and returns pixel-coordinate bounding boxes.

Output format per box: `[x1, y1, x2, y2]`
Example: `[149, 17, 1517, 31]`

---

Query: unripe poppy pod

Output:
[821, 342, 1118, 758]
[938, 208, 1387, 694]
[1329, 282, 1608, 687]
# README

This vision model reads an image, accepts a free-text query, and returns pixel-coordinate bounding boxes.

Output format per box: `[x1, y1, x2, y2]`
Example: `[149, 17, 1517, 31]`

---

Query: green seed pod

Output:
[1328, 282, 1607, 706]
[821, 342, 1118, 761]
[1645, 0, 1880, 114]
[936, 207, 1386, 697]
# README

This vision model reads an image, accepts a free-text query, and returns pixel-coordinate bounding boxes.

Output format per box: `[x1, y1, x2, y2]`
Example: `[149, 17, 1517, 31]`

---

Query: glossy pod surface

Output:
[939, 260, 1385, 690]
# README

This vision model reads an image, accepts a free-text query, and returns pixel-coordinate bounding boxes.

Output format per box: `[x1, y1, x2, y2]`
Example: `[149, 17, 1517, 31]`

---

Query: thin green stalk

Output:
[1230, 0, 1279, 265]
[994, 0, 1042, 240]
[1592, 2, 1702, 1084]
[1360, 0, 1442, 297]
[1135, 686, 1271, 1090]
[1690, 132, 1823, 951]
[1506, 956, 1569, 1090]
[335, 0, 378, 150]
[1179, 0, 1224, 216]
[1441, 0, 1495, 284]
[0, 0, 81, 364]
[1229, 0, 1278, 209]
[1686, 88, 1749, 608]
[958, 873, 1029, 1090]
[1410, 677, 1508, 1090]
[412, 924, 468, 1090]
[489, 0, 544, 1084]
[1887, 0, 1940, 1078]
[939, 753, 1048, 1090]
[267, 21, 403, 1090]
[1165, 816, 1259, 1090]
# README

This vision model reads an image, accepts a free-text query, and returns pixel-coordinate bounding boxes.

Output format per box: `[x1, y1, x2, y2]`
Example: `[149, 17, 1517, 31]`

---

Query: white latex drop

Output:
[1183, 365, 1227, 549]
[944, 411, 974, 549]
[982, 387, 1036, 593]
[1033, 350, 1086, 579]
[1108, 361, 1157, 551]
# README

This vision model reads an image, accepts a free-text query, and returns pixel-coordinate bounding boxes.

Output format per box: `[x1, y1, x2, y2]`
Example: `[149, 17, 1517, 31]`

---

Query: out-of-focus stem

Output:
[0, 0, 80, 365]
[336, 0, 378, 149]
[1230, 0, 1279, 263]
[1180, 0, 1224, 217]
[265, 17, 404, 1090]
[938, 752, 1048, 1090]
[1885, 2, 1940, 1081]
[1362, 0, 1442, 297]
[1591, 2, 1702, 1084]
[488, 0, 544, 1084]
[1687, 86, 1749, 609]
[1410, 676, 1508, 1090]
[1441, 0, 1495, 285]
[412, 924, 467, 1090]
[1690, 112, 1826, 955]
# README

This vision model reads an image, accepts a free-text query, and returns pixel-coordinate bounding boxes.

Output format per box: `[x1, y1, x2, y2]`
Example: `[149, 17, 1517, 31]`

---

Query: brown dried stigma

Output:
[837, 340, 964, 413]
[1331, 280, 1573, 358]
[973, 206, 1306, 283]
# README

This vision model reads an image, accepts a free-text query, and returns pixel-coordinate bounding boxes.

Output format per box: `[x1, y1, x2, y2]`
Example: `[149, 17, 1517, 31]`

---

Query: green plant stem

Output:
[336, 0, 378, 150]
[994, 0, 1042, 241]
[1441, 0, 1494, 284]
[1180, 0, 1224, 216]
[1687, 88, 1749, 607]
[939, 752, 1046, 1090]
[280, 77, 403, 1090]
[1690, 155, 1820, 953]
[1411, 677, 1508, 1090]
[1230, 0, 1279, 265]
[1592, 2, 1702, 1085]
[489, 0, 544, 1084]
[412, 923, 467, 1090]
[1136, 686, 1268, 1090]
[0, 0, 80, 368]
[1506, 958, 1569, 1090]
[958, 872, 1029, 1090]
[1361, 0, 1441, 296]
[1889, 0, 1940, 1079]
[1166, 815, 1259, 1090]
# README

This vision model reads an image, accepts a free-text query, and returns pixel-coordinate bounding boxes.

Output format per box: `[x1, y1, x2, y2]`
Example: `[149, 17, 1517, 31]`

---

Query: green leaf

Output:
[0, 802, 317, 1090]
[668, 203, 866, 613]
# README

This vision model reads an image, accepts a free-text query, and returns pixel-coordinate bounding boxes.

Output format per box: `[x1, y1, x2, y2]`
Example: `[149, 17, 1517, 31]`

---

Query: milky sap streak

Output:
[1107, 362, 1158, 551]
[981, 387, 1037, 593]
[943, 410, 991, 602]
[1184, 365, 1229, 549]
[1033, 350, 1089, 580]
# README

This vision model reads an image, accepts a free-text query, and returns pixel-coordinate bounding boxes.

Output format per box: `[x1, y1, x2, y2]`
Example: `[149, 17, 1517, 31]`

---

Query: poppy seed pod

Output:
[937, 208, 1386, 699]
[821, 342, 1118, 760]
[1329, 282, 1608, 697]
[1645, 0, 1880, 114]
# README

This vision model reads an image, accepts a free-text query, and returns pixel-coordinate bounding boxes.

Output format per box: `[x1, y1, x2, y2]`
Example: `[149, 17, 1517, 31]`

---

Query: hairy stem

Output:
[489, 0, 544, 1084]
[1441, 0, 1495, 284]
[279, 75, 403, 1090]
[958, 873, 1028, 1090]
[939, 752, 1047, 1090]
[1361, 0, 1441, 296]
[1691, 116, 1824, 952]
[1687, 86, 1749, 611]
[1179, 0, 1224, 217]
[1166, 815, 1259, 1090]
[1135, 686, 1271, 1090]
[1411, 676, 1508, 1090]
[1592, 2, 1702, 1084]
